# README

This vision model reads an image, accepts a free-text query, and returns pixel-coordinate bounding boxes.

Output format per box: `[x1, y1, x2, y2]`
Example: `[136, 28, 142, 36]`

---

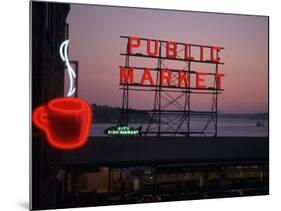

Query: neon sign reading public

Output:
[120, 36, 225, 90]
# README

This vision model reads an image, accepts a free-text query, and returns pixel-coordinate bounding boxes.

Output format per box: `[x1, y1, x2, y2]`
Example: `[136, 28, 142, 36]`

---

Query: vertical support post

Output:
[215, 50, 219, 137]
[126, 45, 130, 125]
[187, 45, 191, 137]
[125, 43, 130, 126]
[119, 41, 130, 126]
[145, 43, 162, 136]
[157, 44, 162, 136]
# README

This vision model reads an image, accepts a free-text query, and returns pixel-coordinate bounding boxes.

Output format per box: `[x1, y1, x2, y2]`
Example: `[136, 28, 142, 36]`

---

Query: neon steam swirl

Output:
[59, 40, 76, 97]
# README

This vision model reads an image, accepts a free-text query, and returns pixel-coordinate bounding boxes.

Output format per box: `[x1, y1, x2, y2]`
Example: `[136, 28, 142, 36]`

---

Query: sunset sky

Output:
[66, 4, 268, 113]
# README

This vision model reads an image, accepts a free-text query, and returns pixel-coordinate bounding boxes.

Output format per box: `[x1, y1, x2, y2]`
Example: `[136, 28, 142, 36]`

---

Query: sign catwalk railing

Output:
[118, 36, 225, 137]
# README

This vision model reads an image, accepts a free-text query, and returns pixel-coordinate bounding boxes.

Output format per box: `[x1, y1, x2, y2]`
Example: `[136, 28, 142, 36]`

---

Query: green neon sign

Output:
[104, 126, 142, 136]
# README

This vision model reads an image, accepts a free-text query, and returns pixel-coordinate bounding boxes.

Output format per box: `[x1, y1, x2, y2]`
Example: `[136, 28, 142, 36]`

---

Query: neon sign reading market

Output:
[120, 36, 225, 90]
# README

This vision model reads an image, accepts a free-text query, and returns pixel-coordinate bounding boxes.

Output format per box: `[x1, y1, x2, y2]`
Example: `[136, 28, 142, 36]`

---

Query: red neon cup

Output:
[33, 97, 92, 150]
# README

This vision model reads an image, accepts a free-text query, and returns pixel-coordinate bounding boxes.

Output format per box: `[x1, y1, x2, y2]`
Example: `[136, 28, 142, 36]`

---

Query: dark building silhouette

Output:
[59, 136, 269, 208]
[31, 1, 70, 209]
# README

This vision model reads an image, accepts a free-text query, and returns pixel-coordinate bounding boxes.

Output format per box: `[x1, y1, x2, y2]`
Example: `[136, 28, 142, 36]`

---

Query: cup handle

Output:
[33, 105, 49, 131]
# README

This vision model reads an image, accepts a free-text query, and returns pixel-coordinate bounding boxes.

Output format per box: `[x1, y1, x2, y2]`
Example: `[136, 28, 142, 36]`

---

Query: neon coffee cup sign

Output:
[33, 40, 93, 150]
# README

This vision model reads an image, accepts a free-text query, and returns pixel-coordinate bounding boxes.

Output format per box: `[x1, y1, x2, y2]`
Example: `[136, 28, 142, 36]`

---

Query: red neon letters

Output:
[166, 41, 177, 58]
[141, 68, 155, 86]
[161, 69, 172, 87]
[127, 36, 223, 63]
[211, 46, 222, 63]
[120, 66, 134, 84]
[196, 72, 207, 89]
[120, 67, 224, 90]
[33, 97, 93, 150]
[185, 44, 194, 61]
[216, 73, 225, 89]
[147, 40, 159, 57]
[178, 71, 189, 88]
[129, 37, 141, 54]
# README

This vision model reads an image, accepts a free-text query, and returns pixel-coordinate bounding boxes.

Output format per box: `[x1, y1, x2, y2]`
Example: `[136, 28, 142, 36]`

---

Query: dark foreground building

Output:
[60, 136, 269, 208]
[31, 1, 70, 210]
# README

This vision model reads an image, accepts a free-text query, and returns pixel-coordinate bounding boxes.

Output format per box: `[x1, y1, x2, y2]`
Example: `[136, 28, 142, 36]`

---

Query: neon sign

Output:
[33, 40, 93, 150]
[104, 126, 142, 136]
[128, 37, 222, 62]
[59, 40, 76, 97]
[120, 36, 225, 90]
[120, 67, 224, 90]
[33, 97, 92, 150]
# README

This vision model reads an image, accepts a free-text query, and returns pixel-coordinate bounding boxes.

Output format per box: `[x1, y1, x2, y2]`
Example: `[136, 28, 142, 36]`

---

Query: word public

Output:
[120, 36, 225, 90]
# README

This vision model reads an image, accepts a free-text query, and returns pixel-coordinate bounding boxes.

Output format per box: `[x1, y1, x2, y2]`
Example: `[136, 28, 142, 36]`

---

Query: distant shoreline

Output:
[92, 104, 268, 123]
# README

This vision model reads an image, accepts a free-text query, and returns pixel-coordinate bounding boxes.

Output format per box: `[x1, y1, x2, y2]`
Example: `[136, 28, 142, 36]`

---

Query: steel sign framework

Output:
[118, 36, 224, 137]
